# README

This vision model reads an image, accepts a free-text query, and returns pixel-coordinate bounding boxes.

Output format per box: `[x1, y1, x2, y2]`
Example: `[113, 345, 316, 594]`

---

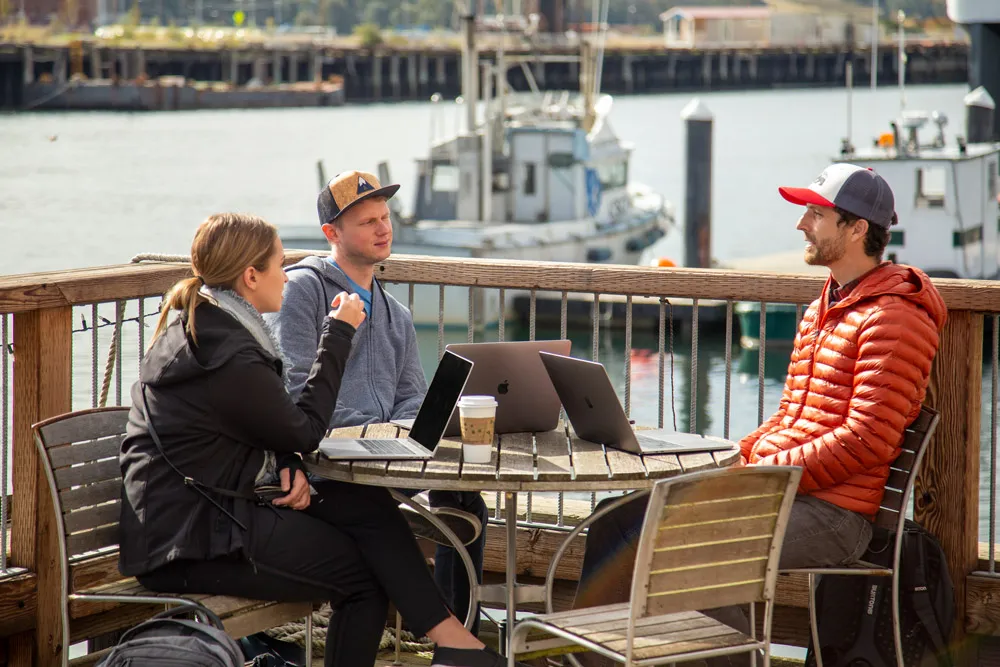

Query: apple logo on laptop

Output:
[497, 380, 509, 395]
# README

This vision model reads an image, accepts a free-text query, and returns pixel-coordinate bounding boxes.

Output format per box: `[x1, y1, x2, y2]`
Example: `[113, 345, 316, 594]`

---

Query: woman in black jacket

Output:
[119, 213, 510, 667]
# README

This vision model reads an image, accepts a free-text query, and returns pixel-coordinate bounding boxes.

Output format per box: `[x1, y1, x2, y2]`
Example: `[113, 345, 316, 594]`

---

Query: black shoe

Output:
[431, 645, 531, 667]
[402, 504, 482, 547]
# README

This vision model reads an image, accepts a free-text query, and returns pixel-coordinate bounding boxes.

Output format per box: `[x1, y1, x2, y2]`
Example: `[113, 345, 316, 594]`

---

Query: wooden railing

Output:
[0, 253, 999, 665]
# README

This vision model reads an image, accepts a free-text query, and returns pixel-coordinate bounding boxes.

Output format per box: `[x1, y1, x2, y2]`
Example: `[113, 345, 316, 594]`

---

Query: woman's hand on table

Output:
[272, 467, 312, 510]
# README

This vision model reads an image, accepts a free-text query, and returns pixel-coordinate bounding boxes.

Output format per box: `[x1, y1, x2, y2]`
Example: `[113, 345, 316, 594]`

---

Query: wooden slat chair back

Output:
[36, 407, 130, 565]
[508, 466, 802, 667]
[33, 407, 314, 667]
[630, 466, 802, 621]
[872, 406, 940, 532]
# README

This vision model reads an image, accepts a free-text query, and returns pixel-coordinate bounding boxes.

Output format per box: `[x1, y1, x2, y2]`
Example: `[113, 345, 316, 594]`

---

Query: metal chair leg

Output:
[395, 611, 403, 665]
[305, 611, 313, 667]
[891, 568, 904, 667]
[808, 573, 823, 667]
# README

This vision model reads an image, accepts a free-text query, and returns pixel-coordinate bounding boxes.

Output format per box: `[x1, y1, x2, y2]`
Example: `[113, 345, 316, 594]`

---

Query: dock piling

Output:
[681, 98, 714, 269]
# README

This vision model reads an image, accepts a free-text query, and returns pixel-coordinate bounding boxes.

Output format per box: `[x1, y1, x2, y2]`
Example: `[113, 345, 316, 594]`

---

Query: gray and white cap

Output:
[778, 163, 897, 229]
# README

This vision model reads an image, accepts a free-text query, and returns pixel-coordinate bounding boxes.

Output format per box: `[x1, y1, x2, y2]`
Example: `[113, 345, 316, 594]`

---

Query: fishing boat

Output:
[280, 12, 675, 328]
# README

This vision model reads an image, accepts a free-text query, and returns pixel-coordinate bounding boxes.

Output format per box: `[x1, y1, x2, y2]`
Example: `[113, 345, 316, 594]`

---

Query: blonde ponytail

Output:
[152, 276, 208, 345]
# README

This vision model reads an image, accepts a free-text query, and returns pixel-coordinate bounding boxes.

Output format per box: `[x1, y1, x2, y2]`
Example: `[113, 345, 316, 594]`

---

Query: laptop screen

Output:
[409, 351, 474, 449]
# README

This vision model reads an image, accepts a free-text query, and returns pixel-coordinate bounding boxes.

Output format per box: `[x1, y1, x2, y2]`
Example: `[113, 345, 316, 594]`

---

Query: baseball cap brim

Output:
[778, 186, 835, 208]
[326, 183, 400, 224]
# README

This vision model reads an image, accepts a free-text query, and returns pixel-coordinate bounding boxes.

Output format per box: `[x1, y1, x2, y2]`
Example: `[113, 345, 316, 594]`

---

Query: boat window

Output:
[432, 164, 461, 192]
[989, 161, 997, 199]
[597, 161, 628, 190]
[524, 163, 537, 195]
[915, 167, 946, 208]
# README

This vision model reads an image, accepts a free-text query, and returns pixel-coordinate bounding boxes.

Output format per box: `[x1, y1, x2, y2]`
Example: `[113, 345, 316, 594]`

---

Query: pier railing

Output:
[0, 253, 998, 665]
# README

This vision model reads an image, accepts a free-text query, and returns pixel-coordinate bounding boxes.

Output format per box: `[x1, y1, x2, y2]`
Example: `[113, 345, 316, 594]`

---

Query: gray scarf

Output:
[199, 286, 283, 363]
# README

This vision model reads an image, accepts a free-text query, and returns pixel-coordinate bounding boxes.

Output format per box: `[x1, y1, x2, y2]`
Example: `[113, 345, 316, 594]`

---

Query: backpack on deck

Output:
[97, 603, 245, 667]
[805, 519, 954, 667]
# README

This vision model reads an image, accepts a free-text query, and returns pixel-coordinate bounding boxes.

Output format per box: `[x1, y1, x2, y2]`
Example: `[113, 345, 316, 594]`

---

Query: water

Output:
[3, 83, 998, 544]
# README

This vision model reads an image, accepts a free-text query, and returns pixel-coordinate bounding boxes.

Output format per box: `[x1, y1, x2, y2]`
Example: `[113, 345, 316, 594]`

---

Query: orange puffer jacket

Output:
[739, 263, 947, 518]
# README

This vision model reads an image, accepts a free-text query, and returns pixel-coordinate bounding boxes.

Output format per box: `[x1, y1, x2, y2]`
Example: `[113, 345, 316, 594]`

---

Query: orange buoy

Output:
[655, 257, 676, 268]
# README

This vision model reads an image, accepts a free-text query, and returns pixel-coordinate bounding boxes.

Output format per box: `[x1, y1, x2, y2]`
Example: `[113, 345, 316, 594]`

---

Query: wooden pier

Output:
[0, 38, 970, 110]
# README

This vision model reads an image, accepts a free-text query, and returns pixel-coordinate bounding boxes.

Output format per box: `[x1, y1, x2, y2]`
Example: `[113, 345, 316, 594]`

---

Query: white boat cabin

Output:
[840, 112, 1000, 280]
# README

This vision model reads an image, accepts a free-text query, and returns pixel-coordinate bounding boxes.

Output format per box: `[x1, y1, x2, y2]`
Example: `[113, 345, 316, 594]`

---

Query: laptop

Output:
[538, 351, 737, 455]
[393, 340, 571, 436]
[319, 351, 473, 460]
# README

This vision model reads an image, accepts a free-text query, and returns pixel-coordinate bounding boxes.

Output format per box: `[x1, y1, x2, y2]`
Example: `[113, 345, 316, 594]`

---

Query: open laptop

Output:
[392, 340, 571, 436]
[318, 351, 473, 460]
[538, 351, 737, 455]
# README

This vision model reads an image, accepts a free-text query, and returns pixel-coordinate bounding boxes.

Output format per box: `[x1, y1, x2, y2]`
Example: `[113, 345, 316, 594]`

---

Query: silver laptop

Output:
[393, 340, 571, 436]
[319, 351, 473, 460]
[538, 352, 736, 455]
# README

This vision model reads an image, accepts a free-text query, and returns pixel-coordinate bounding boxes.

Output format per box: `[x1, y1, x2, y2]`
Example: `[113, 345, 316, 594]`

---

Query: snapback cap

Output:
[317, 170, 400, 226]
[778, 163, 897, 228]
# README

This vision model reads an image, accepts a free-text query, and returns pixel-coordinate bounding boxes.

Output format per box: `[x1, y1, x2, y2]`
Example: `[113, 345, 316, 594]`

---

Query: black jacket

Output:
[118, 302, 355, 576]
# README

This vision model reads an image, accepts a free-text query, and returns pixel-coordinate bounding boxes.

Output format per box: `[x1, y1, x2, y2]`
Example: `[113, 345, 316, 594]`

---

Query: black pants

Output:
[138, 480, 452, 667]
[400, 489, 488, 636]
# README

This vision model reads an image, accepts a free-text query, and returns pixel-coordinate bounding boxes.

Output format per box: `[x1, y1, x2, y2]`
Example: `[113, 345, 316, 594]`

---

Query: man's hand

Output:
[272, 467, 312, 510]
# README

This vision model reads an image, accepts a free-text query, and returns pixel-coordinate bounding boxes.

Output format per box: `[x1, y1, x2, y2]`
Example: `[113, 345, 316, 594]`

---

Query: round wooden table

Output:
[305, 422, 741, 654]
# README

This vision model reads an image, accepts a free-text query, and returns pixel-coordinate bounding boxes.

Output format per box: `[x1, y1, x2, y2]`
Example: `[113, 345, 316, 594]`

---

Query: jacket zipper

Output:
[368, 292, 387, 422]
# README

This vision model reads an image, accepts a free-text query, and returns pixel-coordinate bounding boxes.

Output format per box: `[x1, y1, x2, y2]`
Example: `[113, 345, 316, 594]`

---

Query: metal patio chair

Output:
[780, 405, 941, 667]
[508, 465, 803, 667]
[33, 407, 314, 667]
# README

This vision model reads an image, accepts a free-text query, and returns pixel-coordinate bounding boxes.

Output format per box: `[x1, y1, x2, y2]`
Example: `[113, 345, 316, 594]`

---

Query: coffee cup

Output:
[457, 395, 497, 463]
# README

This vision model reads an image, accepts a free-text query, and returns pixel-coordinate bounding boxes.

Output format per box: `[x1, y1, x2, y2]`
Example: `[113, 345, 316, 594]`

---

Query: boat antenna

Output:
[897, 9, 906, 114]
[843, 59, 855, 155]
[592, 0, 611, 100]
[870, 0, 878, 91]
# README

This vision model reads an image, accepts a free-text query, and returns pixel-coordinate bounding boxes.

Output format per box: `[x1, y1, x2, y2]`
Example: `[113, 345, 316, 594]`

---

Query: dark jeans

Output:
[138, 480, 452, 667]
[572, 492, 874, 667]
[400, 489, 489, 636]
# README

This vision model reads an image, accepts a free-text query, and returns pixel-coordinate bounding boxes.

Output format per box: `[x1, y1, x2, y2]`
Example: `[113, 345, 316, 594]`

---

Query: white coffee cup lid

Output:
[458, 395, 498, 408]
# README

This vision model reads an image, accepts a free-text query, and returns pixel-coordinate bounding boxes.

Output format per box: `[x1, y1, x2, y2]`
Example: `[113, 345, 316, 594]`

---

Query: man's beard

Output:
[804, 235, 846, 266]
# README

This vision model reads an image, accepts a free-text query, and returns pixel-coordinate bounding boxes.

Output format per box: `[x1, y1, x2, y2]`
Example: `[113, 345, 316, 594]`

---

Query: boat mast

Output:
[897, 10, 907, 114]
[461, 4, 479, 135]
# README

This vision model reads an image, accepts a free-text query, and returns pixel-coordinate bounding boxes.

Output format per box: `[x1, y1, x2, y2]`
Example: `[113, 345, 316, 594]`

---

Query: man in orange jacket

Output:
[568, 164, 948, 666]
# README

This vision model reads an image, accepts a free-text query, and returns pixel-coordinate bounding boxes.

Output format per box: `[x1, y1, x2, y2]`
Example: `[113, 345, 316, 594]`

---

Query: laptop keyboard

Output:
[362, 439, 416, 455]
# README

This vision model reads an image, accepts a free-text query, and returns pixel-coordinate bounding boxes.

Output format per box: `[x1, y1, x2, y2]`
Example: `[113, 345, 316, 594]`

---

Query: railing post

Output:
[917, 310, 982, 664]
[10, 308, 72, 667]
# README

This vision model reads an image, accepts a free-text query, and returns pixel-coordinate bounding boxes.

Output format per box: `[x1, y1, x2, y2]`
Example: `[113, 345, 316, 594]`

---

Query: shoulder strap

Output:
[285, 263, 330, 312]
[140, 385, 249, 532]
[907, 529, 952, 664]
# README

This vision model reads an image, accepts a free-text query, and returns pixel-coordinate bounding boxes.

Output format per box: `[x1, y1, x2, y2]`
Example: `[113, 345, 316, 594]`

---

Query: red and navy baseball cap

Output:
[317, 170, 400, 226]
[779, 163, 897, 228]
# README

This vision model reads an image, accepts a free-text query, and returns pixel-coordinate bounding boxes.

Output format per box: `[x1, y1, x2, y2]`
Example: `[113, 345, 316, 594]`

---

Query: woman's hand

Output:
[329, 292, 366, 329]
[272, 467, 312, 510]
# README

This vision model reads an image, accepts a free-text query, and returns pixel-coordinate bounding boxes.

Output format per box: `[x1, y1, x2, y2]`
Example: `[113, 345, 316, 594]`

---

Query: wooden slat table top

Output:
[305, 423, 741, 492]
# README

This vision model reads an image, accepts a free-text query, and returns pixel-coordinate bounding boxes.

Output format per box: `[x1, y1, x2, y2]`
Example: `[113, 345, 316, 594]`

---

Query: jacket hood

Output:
[287, 255, 393, 323]
[827, 263, 948, 331]
[141, 303, 276, 387]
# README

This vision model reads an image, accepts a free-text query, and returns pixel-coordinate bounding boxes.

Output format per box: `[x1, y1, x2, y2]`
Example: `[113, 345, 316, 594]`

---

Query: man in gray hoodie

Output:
[268, 170, 488, 635]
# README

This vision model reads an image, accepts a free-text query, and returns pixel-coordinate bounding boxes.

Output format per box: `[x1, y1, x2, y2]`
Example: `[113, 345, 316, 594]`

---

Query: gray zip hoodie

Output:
[265, 255, 427, 427]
